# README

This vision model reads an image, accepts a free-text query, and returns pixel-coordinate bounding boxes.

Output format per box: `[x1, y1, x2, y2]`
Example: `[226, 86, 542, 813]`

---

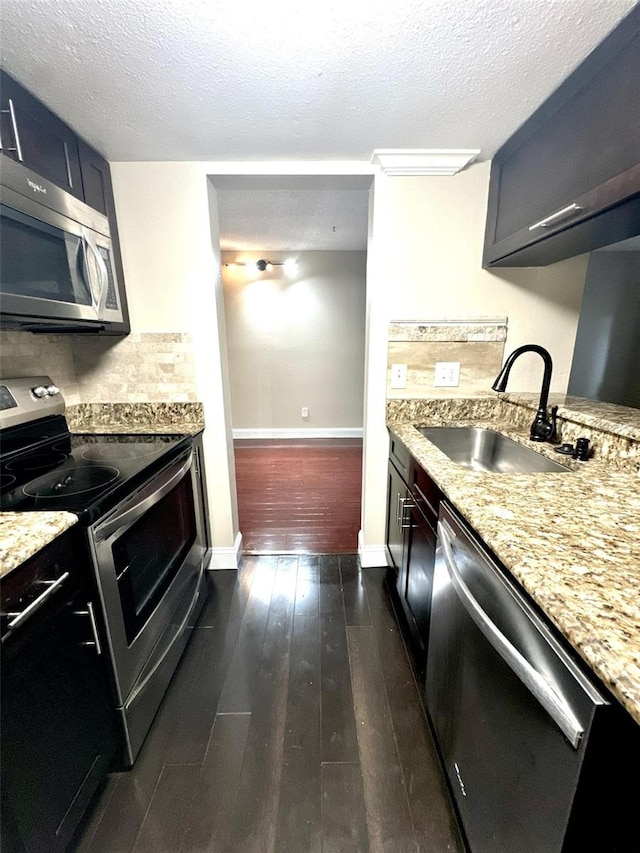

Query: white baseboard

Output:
[207, 532, 243, 570]
[358, 530, 388, 568]
[233, 427, 363, 440]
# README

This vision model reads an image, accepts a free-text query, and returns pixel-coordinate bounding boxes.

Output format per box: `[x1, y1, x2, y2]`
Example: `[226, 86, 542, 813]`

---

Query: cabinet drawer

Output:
[389, 433, 411, 481]
[410, 461, 441, 525]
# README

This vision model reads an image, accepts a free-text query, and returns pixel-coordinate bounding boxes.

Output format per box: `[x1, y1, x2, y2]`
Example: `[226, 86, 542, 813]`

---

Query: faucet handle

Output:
[549, 405, 558, 442]
[530, 404, 558, 442]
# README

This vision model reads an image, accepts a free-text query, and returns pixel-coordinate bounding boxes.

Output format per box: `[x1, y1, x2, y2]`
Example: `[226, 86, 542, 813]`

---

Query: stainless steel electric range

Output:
[0, 376, 209, 766]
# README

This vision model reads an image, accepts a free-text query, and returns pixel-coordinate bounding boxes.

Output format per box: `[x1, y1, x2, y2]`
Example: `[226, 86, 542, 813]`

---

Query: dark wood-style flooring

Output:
[234, 440, 363, 553]
[74, 556, 463, 853]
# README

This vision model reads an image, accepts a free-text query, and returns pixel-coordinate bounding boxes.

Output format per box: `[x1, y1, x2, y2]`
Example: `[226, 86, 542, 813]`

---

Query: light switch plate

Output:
[390, 363, 408, 389]
[434, 361, 460, 387]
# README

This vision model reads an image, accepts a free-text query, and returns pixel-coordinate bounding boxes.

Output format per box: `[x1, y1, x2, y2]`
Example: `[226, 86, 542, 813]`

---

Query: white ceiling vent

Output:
[370, 149, 481, 176]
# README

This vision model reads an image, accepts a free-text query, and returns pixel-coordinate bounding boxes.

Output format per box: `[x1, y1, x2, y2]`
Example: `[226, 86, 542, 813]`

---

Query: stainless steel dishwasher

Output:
[426, 501, 615, 853]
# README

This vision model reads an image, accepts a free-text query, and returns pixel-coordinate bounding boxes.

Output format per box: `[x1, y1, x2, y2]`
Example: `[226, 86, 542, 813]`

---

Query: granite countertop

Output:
[389, 417, 640, 727]
[0, 512, 78, 578]
[66, 402, 205, 436]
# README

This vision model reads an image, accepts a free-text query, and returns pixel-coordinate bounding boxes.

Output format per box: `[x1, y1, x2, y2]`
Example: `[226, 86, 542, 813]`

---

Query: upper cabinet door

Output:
[0, 71, 84, 200]
[77, 138, 110, 216]
[77, 138, 131, 335]
[483, 10, 640, 268]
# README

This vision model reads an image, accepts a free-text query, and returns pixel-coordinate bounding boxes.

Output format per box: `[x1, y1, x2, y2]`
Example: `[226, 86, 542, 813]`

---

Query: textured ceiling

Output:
[1, 0, 636, 249]
[217, 188, 370, 251]
[0, 0, 635, 163]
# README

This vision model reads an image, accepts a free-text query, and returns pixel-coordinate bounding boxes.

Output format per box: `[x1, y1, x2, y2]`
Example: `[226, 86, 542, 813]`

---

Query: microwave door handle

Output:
[79, 232, 100, 315]
[82, 228, 109, 315]
[437, 520, 585, 749]
[95, 451, 193, 542]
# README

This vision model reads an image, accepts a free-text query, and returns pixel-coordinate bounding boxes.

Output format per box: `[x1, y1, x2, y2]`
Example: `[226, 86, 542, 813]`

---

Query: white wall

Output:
[110, 163, 240, 567]
[222, 250, 366, 433]
[361, 161, 588, 564]
[110, 159, 587, 568]
[369, 162, 588, 389]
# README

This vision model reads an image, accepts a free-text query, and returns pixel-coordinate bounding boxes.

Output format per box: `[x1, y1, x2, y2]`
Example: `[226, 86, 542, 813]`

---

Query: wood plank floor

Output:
[234, 439, 363, 553]
[73, 557, 463, 853]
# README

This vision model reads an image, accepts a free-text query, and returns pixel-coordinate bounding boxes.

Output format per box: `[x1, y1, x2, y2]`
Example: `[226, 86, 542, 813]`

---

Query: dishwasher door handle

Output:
[438, 521, 584, 749]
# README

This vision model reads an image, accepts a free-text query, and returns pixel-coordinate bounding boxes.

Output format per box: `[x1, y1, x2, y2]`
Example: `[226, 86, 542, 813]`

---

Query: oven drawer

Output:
[117, 563, 206, 767]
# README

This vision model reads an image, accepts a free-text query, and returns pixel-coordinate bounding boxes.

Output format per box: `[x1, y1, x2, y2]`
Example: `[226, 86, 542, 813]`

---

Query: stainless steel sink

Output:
[417, 426, 571, 474]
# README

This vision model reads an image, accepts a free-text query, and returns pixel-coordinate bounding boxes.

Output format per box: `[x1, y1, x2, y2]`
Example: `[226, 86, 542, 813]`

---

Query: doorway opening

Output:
[213, 175, 372, 554]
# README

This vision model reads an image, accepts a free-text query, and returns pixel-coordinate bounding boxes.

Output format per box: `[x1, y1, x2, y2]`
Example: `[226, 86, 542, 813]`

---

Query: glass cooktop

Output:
[0, 431, 191, 521]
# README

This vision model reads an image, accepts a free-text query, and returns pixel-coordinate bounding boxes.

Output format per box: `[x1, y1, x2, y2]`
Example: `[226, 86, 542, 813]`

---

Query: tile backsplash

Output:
[387, 319, 507, 399]
[0, 332, 80, 401]
[0, 331, 198, 404]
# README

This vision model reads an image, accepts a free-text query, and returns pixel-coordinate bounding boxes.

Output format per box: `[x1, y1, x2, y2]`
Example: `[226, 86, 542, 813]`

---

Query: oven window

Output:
[0, 205, 90, 305]
[112, 473, 197, 645]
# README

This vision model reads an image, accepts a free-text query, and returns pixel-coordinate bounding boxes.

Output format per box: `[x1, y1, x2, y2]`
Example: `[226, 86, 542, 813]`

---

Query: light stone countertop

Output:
[389, 417, 640, 727]
[66, 402, 205, 435]
[0, 512, 78, 578]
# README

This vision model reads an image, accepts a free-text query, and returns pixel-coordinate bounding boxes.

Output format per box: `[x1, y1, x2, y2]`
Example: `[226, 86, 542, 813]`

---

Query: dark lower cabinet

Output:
[385, 433, 442, 676]
[404, 500, 437, 661]
[386, 458, 409, 581]
[1, 529, 116, 853]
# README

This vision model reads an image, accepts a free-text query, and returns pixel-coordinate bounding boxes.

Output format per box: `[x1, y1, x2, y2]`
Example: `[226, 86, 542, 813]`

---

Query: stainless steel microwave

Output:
[0, 156, 124, 331]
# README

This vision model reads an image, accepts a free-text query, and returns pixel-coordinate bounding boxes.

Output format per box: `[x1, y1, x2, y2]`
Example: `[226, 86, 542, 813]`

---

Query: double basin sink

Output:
[417, 426, 570, 474]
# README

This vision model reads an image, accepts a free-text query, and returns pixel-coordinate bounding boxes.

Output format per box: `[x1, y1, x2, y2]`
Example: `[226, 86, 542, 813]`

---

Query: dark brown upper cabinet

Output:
[483, 7, 640, 268]
[0, 70, 130, 334]
[78, 139, 131, 334]
[0, 71, 84, 200]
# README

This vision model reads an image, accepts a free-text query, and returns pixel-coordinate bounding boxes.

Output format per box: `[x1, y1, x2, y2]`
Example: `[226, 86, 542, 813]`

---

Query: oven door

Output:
[90, 446, 205, 706]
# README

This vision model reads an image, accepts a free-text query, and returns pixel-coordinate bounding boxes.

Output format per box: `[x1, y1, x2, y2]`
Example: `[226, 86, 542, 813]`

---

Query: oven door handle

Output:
[94, 450, 193, 542]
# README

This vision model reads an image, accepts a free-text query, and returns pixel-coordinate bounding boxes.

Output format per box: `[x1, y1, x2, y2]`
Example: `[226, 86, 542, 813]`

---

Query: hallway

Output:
[74, 556, 463, 852]
[234, 440, 363, 553]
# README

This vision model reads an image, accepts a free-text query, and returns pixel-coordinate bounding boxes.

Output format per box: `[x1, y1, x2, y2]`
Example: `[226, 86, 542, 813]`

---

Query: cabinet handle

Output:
[74, 601, 103, 655]
[7, 572, 70, 629]
[0, 99, 24, 161]
[528, 203, 583, 231]
[399, 497, 415, 529]
[63, 140, 73, 188]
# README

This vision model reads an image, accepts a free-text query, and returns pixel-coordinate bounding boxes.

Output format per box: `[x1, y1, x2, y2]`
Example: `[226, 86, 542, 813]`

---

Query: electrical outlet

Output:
[434, 361, 460, 387]
[390, 363, 408, 389]
[301, 406, 309, 418]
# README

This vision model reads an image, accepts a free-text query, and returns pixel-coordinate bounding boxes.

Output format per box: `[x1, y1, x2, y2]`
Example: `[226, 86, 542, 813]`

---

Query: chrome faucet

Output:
[492, 344, 558, 442]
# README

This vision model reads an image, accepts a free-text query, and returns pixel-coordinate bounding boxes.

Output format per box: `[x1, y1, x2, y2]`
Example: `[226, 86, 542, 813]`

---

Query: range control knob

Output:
[46, 385, 60, 396]
[31, 385, 49, 399]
